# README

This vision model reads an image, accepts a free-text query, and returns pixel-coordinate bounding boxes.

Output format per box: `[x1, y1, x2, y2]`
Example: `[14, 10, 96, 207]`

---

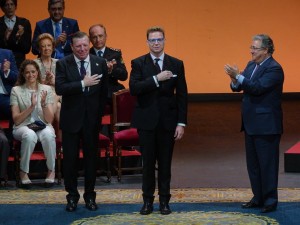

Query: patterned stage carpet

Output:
[1, 188, 300, 224]
[1, 187, 300, 204]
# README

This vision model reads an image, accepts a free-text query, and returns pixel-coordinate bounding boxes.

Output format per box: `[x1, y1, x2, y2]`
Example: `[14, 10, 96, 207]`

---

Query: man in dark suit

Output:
[0, 48, 18, 119]
[225, 34, 284, 213]
[32, 0, 79, 59]
[89, 24, 128, 104]
[130, 26, 188, 215]
[0, 0, 32, 68]
[55, 31, 108, 212]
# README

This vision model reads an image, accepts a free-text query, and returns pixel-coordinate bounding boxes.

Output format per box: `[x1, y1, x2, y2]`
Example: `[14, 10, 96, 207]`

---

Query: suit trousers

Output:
[244, 132, 281, 206]
[62, 125, 98, 202]
[0, 130, 9, 178]
[0, 94, 11, 119]
[13, 125, 56, 173]
[138, 126, 175, 202]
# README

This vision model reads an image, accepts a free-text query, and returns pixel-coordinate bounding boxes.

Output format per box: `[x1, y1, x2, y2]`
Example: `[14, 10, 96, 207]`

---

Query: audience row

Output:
[0, 0, 128, 187]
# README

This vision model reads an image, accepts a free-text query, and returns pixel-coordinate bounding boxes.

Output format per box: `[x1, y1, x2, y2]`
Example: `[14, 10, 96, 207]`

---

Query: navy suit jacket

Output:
[0, 48, 18, 94]
[32, 17, 79, 57]
[55, 54, 108, 133]
[130, 53, 188, 131]
[0, 16, 32, 67]
[231, 57, 284, 135]
[90, 47, 128, 98]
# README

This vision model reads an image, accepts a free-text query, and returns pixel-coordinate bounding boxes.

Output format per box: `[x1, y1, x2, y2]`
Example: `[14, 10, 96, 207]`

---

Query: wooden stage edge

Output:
[188, 92, 300, 102]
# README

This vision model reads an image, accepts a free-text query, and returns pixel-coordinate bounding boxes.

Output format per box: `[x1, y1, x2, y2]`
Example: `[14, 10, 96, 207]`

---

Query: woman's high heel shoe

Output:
[45, 170, 55, 187]
[19, 171, 32, 189]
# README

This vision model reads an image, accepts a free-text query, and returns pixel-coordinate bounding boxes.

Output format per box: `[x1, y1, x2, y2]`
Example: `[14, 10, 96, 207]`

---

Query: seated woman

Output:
[34, 33, 61, 140]
[10, 59, 56, 188]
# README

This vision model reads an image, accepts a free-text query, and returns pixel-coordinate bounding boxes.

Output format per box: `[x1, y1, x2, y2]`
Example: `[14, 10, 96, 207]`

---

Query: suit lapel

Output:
[62, 18, 70, 34]
[0, 17, 6, 30]
[145, 53, 158, 76]
[251, 57, 272, 80]
[90, 55, 101, 75]
[67, 56, 81, 80]
[162, 54, 174, 72]
[45, 18, 54, 36]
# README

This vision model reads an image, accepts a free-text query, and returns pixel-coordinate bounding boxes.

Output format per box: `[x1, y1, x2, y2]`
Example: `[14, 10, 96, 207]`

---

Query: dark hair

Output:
[253, 34, 275, 54]
[71, 31, 89, 44]
[48, 0, 64, 9]
[146, 26, 165, 39]
[89, 24, 107, 36]
[16, 60, 42, 86]
[0, 0, 17, 9]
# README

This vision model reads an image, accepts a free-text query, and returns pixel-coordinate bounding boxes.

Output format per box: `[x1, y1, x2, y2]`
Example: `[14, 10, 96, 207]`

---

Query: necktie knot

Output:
[154, 58, 161, 73]
[97, 50, 103, 57]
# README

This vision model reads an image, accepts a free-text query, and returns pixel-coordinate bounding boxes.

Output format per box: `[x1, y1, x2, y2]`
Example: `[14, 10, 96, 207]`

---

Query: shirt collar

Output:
[94, 47, 106, 54]
[4, 15, 16, 22]
[259, 56, 271, 66]
[51, 19, 62, 25]
[74, 55, 90, 64]
[150, 52, 164, 61]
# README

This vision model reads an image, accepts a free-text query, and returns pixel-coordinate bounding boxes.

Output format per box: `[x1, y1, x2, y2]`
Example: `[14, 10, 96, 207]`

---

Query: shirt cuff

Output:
[81, 80, 85, 92]
[4, 69, 10, 78]
[153, 75, 159, 87]
[236, 74, 244, 84]
[177, 123, 186, 127]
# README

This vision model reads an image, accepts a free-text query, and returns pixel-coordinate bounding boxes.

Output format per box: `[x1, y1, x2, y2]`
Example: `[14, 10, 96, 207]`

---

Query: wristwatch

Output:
[235, 74, 240, 80]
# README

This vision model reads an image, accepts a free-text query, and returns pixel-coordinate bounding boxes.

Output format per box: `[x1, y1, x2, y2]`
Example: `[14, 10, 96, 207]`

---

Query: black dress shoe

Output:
[241, 201, 261, 209]
[85, 199, 98, 211]
[20, 183, 32, 189]
[159, 202, 172, 215]
[261, 203, 277, 213]
[66, 199, 78, 212]
[140, 202, 153, 215]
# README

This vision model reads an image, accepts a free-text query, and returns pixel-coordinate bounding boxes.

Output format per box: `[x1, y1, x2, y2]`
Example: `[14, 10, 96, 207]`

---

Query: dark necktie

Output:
[97, 50, 103, 57]
[154, 58, 161, 73]
[80, 60, 86, 78]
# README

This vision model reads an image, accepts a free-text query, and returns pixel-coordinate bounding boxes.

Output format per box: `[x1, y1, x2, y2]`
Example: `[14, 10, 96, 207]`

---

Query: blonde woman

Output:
[34, 33, 61, 140]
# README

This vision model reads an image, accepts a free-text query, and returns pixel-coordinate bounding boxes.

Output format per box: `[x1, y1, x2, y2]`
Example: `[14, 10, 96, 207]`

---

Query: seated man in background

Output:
[0, 48, 18, 120]
[89, 24, 128, 105]
[0, 0, 32, 68]
[0, 125, 10, 186]
[31, 0, 79, 59]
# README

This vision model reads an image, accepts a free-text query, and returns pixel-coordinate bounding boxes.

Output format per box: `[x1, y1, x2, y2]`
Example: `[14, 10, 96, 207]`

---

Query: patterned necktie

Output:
[97, 50, 103, 57]
[154, 58, 161, 73]
[54, 22, 64, 59]
[80, 60, 86, 78]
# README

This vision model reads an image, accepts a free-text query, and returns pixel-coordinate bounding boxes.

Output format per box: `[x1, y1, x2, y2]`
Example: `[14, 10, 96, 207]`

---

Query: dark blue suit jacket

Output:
[0, 48, 18, 94]
[231, 57, 284, 135]
[55, 54, 108, 133]
[32, 17, 79, 57]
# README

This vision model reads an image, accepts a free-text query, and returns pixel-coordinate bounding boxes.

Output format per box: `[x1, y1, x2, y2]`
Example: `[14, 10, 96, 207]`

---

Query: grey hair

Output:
[253, 34, 274, 54]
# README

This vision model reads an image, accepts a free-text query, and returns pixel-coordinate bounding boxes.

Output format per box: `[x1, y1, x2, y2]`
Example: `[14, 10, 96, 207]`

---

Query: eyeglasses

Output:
[148, 38, 164, 44]
[250, 46, 265, 51]
[49, 7, 64, 12]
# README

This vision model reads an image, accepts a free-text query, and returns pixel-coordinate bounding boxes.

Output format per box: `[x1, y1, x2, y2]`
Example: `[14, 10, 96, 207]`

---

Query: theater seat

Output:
[112, 89, 142, 181]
